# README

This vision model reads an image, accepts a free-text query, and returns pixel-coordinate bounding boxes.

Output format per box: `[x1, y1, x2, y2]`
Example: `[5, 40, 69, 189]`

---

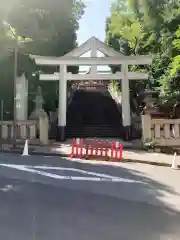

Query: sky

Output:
[77, 0, 113, 45]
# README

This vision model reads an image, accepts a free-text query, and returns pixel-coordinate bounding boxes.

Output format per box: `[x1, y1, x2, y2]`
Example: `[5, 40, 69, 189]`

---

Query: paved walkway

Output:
[1, 139, 180, 168]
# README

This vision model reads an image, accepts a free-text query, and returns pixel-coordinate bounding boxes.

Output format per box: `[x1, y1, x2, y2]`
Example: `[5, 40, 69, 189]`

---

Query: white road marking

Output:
[0, 185, 14, 192]
[32, 166, 120, 179]
[0, 164, 121, 179]
[0, 164, 146, 184]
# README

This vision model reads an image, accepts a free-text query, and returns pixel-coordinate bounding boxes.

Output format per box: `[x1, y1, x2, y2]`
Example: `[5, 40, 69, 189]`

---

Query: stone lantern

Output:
[139, 90, 159, 114]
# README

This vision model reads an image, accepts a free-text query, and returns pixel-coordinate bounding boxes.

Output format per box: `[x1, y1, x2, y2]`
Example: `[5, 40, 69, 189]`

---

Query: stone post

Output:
[16, 73, 28, 120]
[39, 116, 49, 145]
[141, 114, 152, 142]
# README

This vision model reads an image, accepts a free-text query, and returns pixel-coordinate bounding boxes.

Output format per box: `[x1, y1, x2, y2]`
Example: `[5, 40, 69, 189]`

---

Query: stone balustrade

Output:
[0, 117, 49, 145]
[0, 120, 37, 140]
[142, 114, 180, 146]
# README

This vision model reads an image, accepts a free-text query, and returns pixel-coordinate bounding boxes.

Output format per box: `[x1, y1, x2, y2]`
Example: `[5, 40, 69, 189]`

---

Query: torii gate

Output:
[31, 36, 152, 141]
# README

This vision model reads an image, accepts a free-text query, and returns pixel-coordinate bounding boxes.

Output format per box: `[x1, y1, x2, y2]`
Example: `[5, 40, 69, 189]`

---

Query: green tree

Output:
[106, 0, 180, 94]
[159, 24, 180, 94]
[0, 0, 85, 116]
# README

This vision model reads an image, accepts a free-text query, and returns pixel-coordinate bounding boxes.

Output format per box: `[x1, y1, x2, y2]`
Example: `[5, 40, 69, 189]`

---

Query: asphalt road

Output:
[0, 153, 180, 240]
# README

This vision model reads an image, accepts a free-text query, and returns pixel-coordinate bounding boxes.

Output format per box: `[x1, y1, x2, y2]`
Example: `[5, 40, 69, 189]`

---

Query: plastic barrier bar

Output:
[70, 139, 123, 162]
[84, 139, 109, 160]
[69, 138, 84, 158]
[111, 141, 123, 161]
[105, 141, 109, 157]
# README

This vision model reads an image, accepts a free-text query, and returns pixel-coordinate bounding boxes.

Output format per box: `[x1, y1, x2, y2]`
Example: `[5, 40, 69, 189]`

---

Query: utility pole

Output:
[4, 22, 31, 148]
[0, 99, 3, 148]
[12, 33, 18, 148]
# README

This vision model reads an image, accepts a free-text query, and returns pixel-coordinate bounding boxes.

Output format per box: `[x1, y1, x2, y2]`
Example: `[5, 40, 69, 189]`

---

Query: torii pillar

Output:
[56, 64, 67, 141]
[121, 64, 132, 141]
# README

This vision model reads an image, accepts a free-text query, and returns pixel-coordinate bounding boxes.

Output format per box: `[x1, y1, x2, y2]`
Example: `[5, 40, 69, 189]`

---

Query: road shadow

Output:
[0, 156, 180, 239]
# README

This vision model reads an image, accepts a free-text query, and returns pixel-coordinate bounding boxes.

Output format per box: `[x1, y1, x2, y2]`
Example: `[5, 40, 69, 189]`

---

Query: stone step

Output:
[67, 125, 123, 138]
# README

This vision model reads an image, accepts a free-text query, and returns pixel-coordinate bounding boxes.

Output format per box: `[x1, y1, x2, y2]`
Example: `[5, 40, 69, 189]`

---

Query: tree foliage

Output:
[0, 0, 85, 116]
[106, 0, 180, 99]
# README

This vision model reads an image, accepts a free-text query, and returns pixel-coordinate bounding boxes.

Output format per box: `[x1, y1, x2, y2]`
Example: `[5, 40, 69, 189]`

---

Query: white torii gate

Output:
[31, 36, 152, 141]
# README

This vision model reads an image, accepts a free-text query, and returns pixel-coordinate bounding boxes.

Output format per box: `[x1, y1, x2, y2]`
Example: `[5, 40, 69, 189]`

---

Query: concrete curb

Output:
[0, 149, 67, 157]
[70, 157, 177, 168]
[122, 159, 173, 168]
[0, 148, 179, 168]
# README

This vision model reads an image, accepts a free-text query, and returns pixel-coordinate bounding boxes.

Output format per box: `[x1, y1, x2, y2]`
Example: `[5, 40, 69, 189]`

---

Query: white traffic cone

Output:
[171, 152, 178, 169]
[22, 140, 30, 156]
